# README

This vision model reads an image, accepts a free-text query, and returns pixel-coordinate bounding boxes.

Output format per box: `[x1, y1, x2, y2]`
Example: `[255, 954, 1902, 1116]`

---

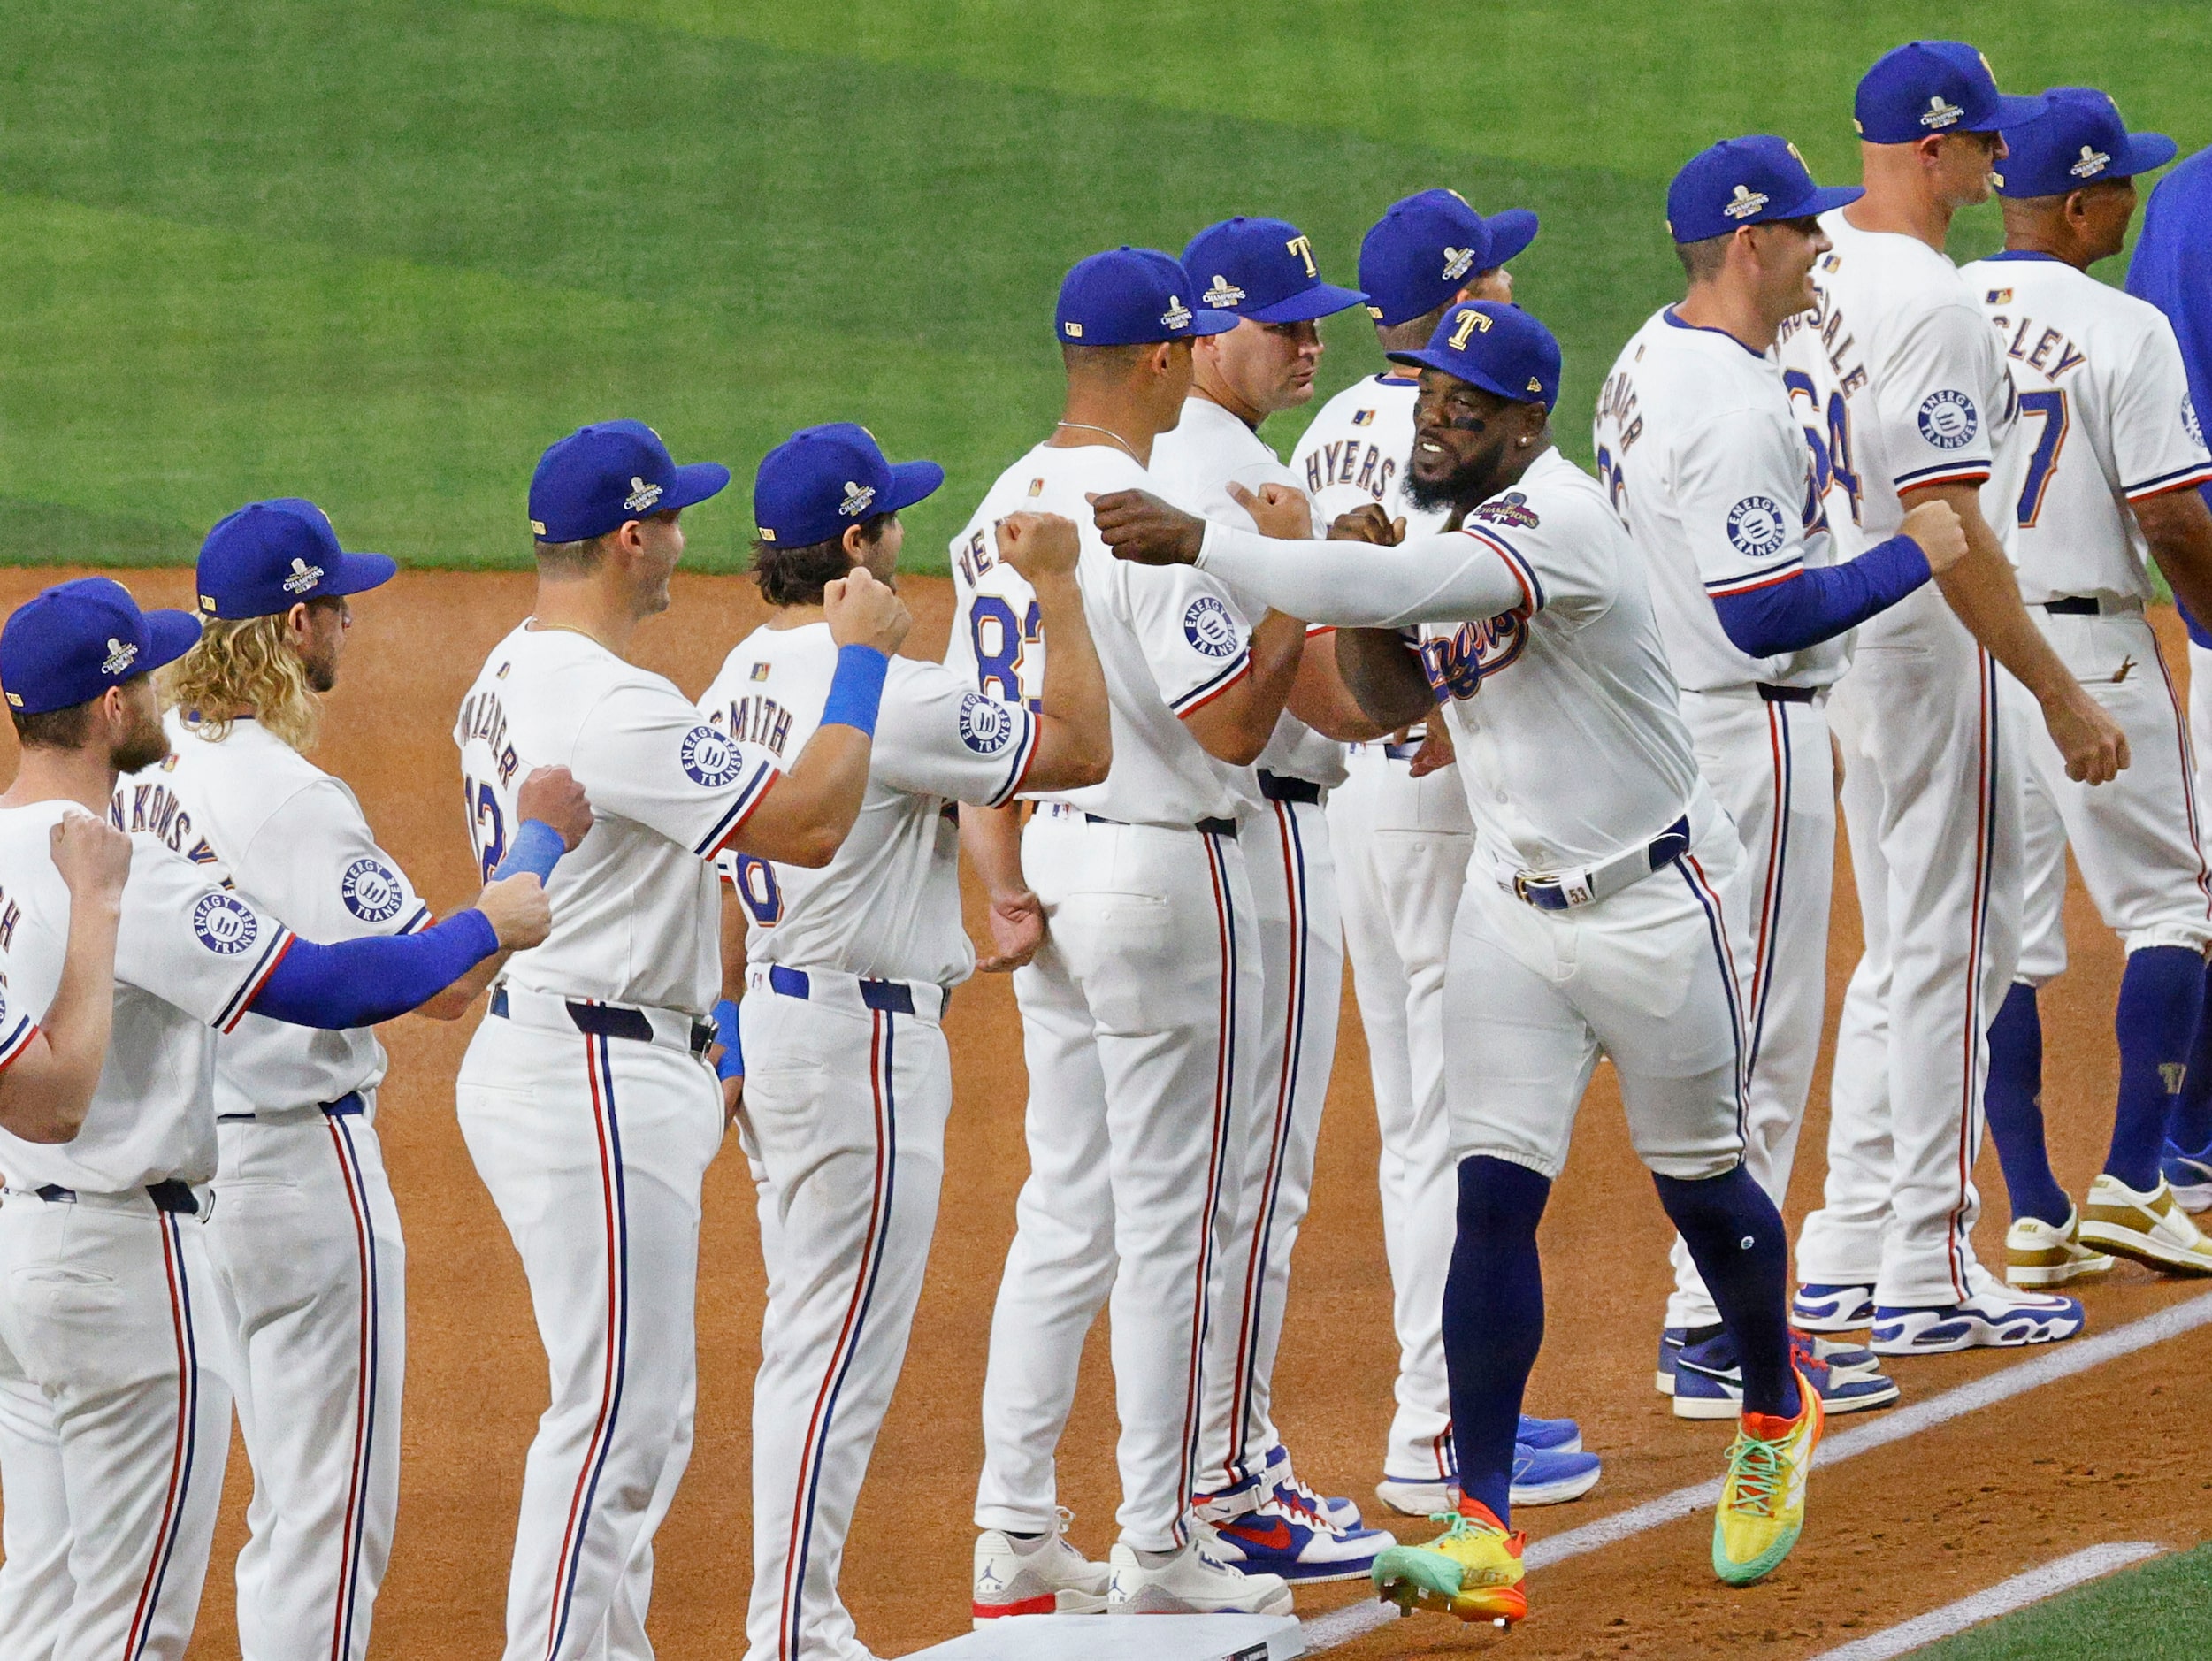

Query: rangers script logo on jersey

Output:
[193, 892, 260, 955]
[1420, 611, 1528, 702]
[1917, 389, 1979, 449]
[341, 855, 408, 923]
[1183, 594, 1240, 658]
[680, 723, 746, 788]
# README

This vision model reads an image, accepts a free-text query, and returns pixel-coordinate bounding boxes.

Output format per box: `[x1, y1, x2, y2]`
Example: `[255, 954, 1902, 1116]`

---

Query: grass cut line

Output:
[1809, 1542, 2164, 1660]
[1297, 1289, 2212, 1652]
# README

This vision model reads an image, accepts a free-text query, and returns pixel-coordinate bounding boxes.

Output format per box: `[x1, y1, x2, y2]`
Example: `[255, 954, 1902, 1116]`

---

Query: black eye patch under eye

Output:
[1446, 411, 1488, 432]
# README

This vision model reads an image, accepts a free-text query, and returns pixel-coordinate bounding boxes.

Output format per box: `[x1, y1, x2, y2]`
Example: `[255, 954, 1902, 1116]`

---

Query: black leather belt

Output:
[766, 964, 915, 1014]
[489, 988, 715, 1056]
[218, 1090, 364, 1125]
[1756, 684, 1817, 704]
[33, 1180, 200, 1216]
[1257, 771, 1323, 804]
[2043, 596, 2101, 616]
[1078, 811, 1239, 837]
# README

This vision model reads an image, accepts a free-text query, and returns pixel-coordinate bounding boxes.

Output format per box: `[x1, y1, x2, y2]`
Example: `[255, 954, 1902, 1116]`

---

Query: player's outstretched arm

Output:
[735, 568, 911, 869]
[1709, 500, 1966, 657]
[1333, 628, 1435, 733]
[417, 766, 593, 1020]
[2138, 488, 2212, 631]
[994, 512, 1111, 792]
[0, 815, 131, 1144]
[1903, 481, 2128, 784]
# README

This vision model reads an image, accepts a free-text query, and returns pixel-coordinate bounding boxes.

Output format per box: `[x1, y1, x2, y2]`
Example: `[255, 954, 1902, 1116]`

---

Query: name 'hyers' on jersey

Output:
[1300, 428, 1399, 507]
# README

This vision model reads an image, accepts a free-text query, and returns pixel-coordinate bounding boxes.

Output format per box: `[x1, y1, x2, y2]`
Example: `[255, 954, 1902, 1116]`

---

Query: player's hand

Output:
[1899, 498, 1969, 575]
[1088, 490, 1206, 566]
[1227, 481, 1314, 540]
[1406, 720, 1458, 778]
[823, 565, 912, 657]
[2042, 686, 2130, 785]
[1328, 504, 1405, 547]
[516, 766, 594, 851]
[50, 813, 132, 907]
[997, 512, 1082, 584]
[476, 872, 555, 951]
[976, 887, 1046, 973]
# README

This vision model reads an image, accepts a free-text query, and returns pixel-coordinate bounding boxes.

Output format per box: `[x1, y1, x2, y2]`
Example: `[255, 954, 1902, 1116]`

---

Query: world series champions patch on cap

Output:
[530, 419, 731, 545]
[1180, 217, 1366, 325]
[1358, 189, 1540, 328]
[1853, 41, 2047, 144]
[1055, 247, 1240, 347]
[754, 423, 944, 548]
[196, 499, 399, 621]
[0, 577, 203, 716]
[1665, 136, 1863, 243]
[1994, 86, 2178, 197]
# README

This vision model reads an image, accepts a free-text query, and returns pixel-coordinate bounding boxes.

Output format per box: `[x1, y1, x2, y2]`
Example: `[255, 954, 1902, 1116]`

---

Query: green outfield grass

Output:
[1915, 1543, 2212, 1659]
[1, 0, 2207, 573]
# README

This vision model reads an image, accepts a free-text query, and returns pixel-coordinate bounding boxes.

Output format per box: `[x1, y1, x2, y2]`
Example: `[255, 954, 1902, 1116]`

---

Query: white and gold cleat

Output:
[2078, 1175, 2212, 1276]
[2005, 1204, 2116, 1287]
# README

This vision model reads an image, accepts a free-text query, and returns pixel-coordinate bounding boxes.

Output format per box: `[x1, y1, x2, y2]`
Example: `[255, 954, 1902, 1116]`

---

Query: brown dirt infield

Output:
[3, 567, 2209, 1660]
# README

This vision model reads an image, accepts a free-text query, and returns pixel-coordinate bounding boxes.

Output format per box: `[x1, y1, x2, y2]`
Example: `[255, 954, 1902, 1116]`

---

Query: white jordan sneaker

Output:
[972, 1508, 1109, 1626]
[1106, 1536, 1293, 1616]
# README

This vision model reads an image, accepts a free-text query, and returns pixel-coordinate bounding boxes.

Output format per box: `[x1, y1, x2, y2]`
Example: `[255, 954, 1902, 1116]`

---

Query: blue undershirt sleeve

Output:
[1710, 533, 1933, 659]
[248, 909, 501, 1030]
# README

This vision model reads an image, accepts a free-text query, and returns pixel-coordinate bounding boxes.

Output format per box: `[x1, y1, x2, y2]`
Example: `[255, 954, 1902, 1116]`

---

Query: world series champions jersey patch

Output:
[956, 691, 1018, 755]
[193, 892, 259, 956]
[341, 856, 407, 923]
[1183, 594, 1239, 658]
[680, 723, 745, 788]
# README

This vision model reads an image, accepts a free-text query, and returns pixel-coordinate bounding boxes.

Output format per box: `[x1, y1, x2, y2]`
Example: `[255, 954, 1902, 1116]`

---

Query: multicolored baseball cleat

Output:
[1671, 1328, 1898, 1419]
[1712, 1370, 1823, 1588]
[971, 1509, 1109, 1624]
[1371, 1501, 1527, 1627]
[2078, 1174, 2212, 1275]
[1870, 1266, 2085, 1354]
[1792, 1282, 1877, 1331]
[2161, 1138, 2212, 1214]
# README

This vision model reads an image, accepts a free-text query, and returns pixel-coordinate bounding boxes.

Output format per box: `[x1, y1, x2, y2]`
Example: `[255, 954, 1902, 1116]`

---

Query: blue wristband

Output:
[712, 997, 744, 1080]
[492, 819, 565, 885]
[819, 645, 891, 739]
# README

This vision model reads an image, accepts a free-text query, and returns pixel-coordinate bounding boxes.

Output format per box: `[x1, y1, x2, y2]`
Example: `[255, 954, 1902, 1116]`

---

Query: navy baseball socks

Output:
[1986, 981, 2070, 1228]
[1650, 1167, 1801, 1423]
[2162, 952, 2212, 1212]
[1440, 1156, 1549, 1527]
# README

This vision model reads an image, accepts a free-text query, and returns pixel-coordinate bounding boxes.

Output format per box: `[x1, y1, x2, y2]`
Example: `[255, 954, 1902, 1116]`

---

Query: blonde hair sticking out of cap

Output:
[159, 614, 319, 754]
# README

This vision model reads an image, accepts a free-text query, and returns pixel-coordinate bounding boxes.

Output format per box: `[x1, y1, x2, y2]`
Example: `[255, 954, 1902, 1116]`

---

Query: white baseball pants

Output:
[1326, 740, 1471, 1484]
[1442, 813, 1751, 1184]
[1198, 794, 1341, 1494]
[738, 967, 951, 1661]
[203, 1099, 402, 1661]
[976, 811, 1260, 1552]
[2193, 640, 2212, 827]
[457, 1011, 724, 1661]
[0, 1190, 233, 1661]
[1797, 633, 2026, 1309]
[1666, 691, 1836, 1329]
[2015, 611, 2212, 985]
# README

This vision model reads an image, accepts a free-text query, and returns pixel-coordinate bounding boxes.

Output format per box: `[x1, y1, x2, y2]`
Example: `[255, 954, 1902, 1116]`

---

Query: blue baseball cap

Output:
[1667, 136, 1864, 242]
[1997, 87, 2178, 197]
[1358, 190, 1541, 328]
[754, 423, 945, 547]
[528, 419, 731, 544]
[195, 499, 398, 621]
[1387, 301, 1562, 410]
[1855, 42, 2047, 144]
[1179, 218, 1366, 325]
[1, 578, 202, 716]
[1056, 247, 1239, 347]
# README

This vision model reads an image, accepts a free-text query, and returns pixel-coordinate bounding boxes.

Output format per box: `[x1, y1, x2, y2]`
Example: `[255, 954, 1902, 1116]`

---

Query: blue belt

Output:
[1512, 815, 1693, 912]
[766, 964, 915, 1014]
[490, 987, 716, 1055]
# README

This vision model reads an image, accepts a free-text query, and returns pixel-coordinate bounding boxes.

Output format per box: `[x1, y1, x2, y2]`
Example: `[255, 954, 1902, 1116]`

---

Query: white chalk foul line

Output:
[1299, 1289, 2212, 1652]
[1808, 1541, 2164, 1660]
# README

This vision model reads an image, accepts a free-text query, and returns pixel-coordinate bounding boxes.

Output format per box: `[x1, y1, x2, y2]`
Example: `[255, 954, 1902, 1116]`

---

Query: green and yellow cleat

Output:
[1371, 1505, 1527, 1627]
[1713, 1367, 1823, 1587]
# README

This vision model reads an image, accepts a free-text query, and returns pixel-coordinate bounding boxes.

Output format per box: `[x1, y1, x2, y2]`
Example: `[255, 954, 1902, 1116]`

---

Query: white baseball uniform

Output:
[1778, 210, 2030, 1310]
[951, 440, 1263, 1552]
[1191, 446, 1751, 1186]
[700, 622, 1039, 1661]
[1151, 395, 1346, 1496]
[132, 709, 427, 1661]
[1596, 307, 1847, 1332]
[0, 801, 299, 1661]
[1962, 254, 2212, 988]
[455, 624, 779, 1661]
[1293, 368, 1474, 1481]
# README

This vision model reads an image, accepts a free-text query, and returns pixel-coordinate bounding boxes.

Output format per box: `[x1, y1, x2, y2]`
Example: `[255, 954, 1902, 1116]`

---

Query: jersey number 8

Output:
[969, 596, 1044, 712]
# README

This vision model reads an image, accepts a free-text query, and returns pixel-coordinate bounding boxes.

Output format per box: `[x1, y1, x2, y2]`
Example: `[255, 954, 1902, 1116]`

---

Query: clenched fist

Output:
[997, 512, 1082, 584]
[50, 812, 132, 906]
[476, 873, 555, 952]
[824, 566, 913, 657]
[1227, 480, 1315, 540]
[516, 766, 593, 850]
[1900, 498, 1969, 575]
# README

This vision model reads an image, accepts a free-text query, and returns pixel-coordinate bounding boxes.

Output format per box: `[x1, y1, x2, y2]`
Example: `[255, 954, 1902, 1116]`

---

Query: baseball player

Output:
[953, 248, 1306, 1619]
[1954, 94, 2212, 1282]
[1599, 137, 1942, 1420]
[1097, 300, 1824, 1620]
[0, 577, 552, 1661]
[700, 424, 1111, 1660]
[1146, 213, 1398, 1579]
[141, 499, 592, 1660]
[1777, 42, 2127, 1357]
[1291, 191, 1597, 1514]
[455, 421, 907, 1661]
[2126, 145, 2212, 1213]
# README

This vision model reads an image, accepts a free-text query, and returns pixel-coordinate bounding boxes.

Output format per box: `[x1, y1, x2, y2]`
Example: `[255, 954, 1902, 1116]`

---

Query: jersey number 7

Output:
[2015, 390, 2069, 528]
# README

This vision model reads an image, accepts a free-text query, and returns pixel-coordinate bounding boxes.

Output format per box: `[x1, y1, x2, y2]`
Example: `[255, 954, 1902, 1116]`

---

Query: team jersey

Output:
[1290, 373, 1450, 538]
[0, 800, 295, 1194]
[701, 623, 1038, 987]
[135, 710, 431, 1117]
[1596, 307, 1847, 693]
[1777, 209, 2023, 647]
[1963, 252, 2212, 605]
[455, 623, 781, 1017]
[1150, 396, 1346, 791]
[945, 440, 1248, 828]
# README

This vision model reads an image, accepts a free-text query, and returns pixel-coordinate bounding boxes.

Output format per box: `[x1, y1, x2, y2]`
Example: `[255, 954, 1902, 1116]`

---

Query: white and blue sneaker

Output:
[1516, 1412, 1581, 1454]
[1193, 1468, 1390, 1585]
[1793, 1282, 1877, 1331]
[1870, 1266, 2085, 1355]
[1670, 1328, 1899, 1420]
[2161, 1138, 2212, 1214]
[1660, 1324, 1883, 1395]
[1260, 1443, 1363, 1533]
[1374, 1441, 1601, 1515]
